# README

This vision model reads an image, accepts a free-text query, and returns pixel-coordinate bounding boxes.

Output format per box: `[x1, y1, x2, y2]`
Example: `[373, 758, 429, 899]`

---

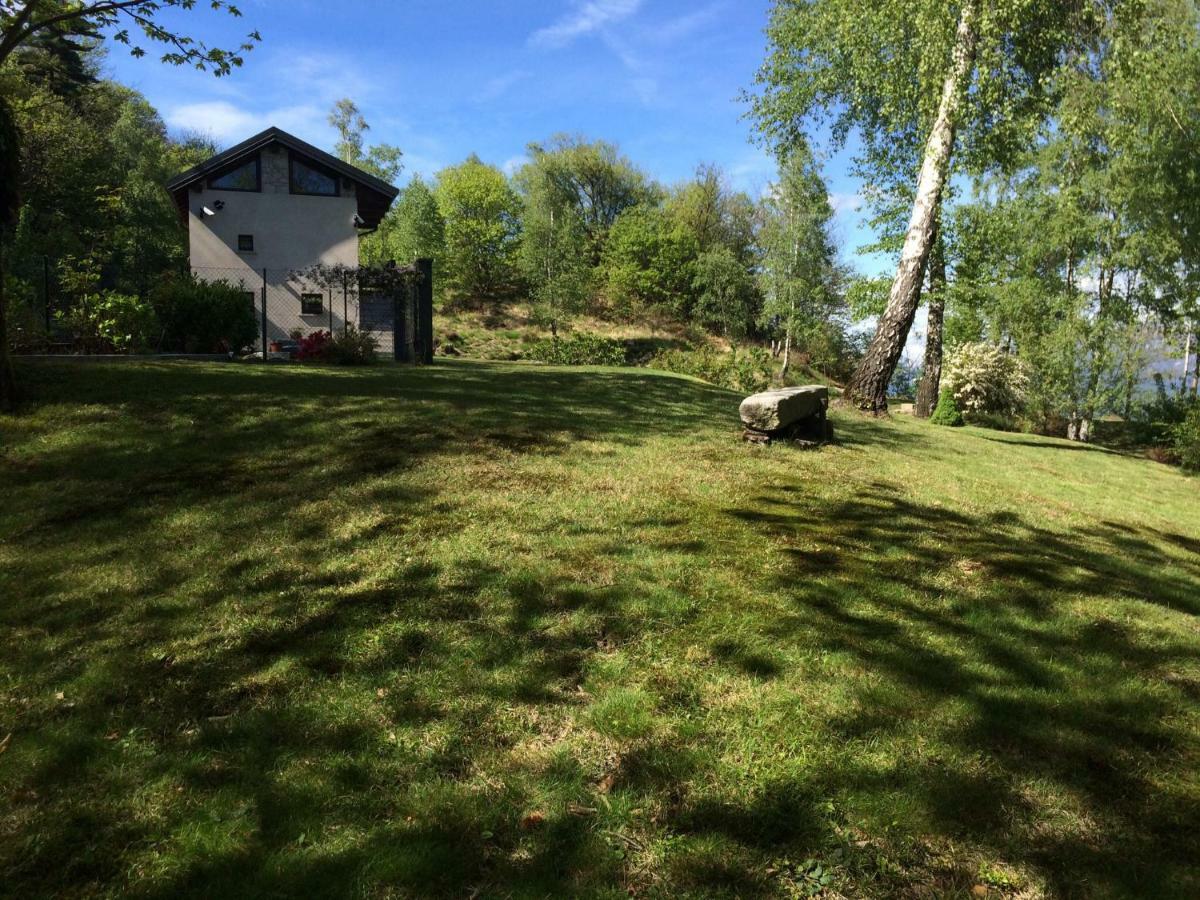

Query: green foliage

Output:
[435, 157, 522, 300]
[691, 246, 758, 344]
[364, 175, 446, 274]
[525, 333, 625, 367]
[5, 74, 194, 296]
[648, 346, 775, 394]
[929, 388, 964, 426]
[665, 163, 757, 264]
[57, 290, 158, 353]
[151, 275, 257, 353]
[328, 98, 403, 183]
[518, 162, 591, 335]
[519, 134, 655, 264]
[844, 275, 890, 321]
[1171, 402, 1200, 472]
[328, 323, 379, 365]
[601, 205, 698, 316]
[748, 0, 1090, 179]
[0, 94, 18, 230]
[0, 1, 259, 74]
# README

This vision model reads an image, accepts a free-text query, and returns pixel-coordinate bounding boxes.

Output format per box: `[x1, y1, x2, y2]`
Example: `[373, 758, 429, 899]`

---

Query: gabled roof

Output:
[167, 126, 400, 228]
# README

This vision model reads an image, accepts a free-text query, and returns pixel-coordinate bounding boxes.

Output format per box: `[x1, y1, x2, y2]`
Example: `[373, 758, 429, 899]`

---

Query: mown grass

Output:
[1, 359, 1198, 899]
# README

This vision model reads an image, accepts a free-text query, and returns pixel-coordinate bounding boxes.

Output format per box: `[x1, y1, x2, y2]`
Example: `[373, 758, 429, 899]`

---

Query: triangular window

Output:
[290, 155, 340, 196]
[208, 156, 260, 191]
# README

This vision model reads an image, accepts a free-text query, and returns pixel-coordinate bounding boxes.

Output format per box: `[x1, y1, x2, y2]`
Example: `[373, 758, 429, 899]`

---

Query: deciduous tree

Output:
[750, 0, 1093, 411]
[0, 0, 258, 410]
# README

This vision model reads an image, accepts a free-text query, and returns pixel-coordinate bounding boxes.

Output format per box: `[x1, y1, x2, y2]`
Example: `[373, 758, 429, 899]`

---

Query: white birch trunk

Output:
[845, 0, 979, 411]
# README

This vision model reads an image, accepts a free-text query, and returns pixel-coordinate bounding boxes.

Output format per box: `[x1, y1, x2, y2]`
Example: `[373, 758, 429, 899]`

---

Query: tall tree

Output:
[517, 160, 590, 338]
[757, 145, 839, 377]
[328, 97, 403, 184]
[434, 156, 522, 300]
[0, 0, 258, 411]
[364, 175, 445, 271]
[913, 220, 947, 416]
[750, 0, 1092, 411]
[523, 135, 654, 265]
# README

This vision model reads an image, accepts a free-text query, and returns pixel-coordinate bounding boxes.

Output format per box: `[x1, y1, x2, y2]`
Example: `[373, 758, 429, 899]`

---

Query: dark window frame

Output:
[288, 151, 341, 197]
[300, 293, 325, 315]
[207, 154, 262, 192]
[237, 234, 255, 252]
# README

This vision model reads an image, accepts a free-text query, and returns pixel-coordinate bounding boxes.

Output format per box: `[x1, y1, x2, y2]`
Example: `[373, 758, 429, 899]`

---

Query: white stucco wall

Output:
[188, 143, 363, 343]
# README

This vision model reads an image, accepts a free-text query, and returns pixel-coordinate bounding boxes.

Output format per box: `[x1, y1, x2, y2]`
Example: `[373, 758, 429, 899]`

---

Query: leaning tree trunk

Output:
[1192, 329, 1200, 395]
[913, 224, 947, 417]
[1181, 331, 1192, 396]
[845, 0, 979, 412]
[1072, 267, 1116, 442]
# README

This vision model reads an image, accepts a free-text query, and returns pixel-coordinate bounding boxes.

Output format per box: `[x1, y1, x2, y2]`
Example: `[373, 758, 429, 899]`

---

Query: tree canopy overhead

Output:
[0, 0, 260, 72]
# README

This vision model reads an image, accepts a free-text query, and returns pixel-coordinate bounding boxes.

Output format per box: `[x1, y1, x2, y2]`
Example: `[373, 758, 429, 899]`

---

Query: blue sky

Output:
[105, 1, 889, 269]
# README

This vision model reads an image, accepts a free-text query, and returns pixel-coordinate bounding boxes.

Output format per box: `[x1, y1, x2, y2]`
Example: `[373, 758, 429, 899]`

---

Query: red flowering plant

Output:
[296, 330, 333, 361]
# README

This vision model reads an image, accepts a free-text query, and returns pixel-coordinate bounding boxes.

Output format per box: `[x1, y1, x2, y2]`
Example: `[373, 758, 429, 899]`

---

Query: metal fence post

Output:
[342, 271, 348, 336]
[416, 258, 433, 364]
[261, 268, 268, 361]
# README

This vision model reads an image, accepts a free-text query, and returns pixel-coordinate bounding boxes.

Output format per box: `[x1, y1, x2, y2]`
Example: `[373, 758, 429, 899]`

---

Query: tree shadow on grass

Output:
[3, 361, 1198, 897]
[726, 478, 1200, 897]
[5, 360, 740, 896]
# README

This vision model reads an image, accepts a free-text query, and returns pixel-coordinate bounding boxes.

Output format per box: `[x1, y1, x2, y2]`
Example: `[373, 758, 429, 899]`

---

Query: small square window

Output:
[237, 234, 255, 252]
[301, 293, 324, 315]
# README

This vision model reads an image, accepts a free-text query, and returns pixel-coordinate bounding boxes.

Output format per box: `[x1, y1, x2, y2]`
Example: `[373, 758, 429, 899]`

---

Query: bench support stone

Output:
[739, 386, 831, 446]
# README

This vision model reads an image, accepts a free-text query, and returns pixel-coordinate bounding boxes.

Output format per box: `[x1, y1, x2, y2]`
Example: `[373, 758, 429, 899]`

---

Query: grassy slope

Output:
[1, 360, 1198, 899]
[436, 302, 705, 362]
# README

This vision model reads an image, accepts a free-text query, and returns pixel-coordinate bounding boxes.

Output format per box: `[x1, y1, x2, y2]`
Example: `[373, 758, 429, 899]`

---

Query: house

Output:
[167, 126, 400, 351]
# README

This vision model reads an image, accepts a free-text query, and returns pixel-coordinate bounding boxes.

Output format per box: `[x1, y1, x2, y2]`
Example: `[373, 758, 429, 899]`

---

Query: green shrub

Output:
[1172, 403, 1200, 472]
[648, 346, 775, 394]
[4, 276, 47, 352]
[929, 389, 964, 426]
[152, 275, 257, 353]
[526, 333, 626, 366]
[55, 291, 159, 353]
[327, 324, 379, 364]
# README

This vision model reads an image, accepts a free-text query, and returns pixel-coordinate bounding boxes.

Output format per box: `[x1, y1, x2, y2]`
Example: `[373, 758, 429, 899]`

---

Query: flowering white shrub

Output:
[942, 342, 1030, 418]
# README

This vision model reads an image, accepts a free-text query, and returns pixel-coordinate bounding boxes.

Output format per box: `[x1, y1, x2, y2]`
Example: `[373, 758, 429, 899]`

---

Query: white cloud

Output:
[829, 191, 863, 216]
[530, 0, 643, 48]
[501, 154, 528, 176]
[164, 102, 261, 143]
[165, 100, 327, 147]
[478, 70, 531, 102]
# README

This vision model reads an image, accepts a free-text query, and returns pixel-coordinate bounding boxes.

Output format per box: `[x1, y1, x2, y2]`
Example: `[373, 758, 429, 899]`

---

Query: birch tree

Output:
[749, 0, 1093, 411]
[758, 146, 838, 377]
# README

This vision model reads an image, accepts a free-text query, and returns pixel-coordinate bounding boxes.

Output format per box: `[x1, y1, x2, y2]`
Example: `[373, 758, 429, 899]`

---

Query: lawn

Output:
[1, 359, 1198, 899]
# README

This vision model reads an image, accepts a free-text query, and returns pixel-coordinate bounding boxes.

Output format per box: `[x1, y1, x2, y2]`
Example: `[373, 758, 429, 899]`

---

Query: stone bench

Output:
[740, 385, 831, 445]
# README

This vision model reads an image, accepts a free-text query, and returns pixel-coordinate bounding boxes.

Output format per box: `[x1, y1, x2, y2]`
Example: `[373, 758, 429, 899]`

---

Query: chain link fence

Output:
[192, 266, 401, 358]
[7, 256, 431, 362]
